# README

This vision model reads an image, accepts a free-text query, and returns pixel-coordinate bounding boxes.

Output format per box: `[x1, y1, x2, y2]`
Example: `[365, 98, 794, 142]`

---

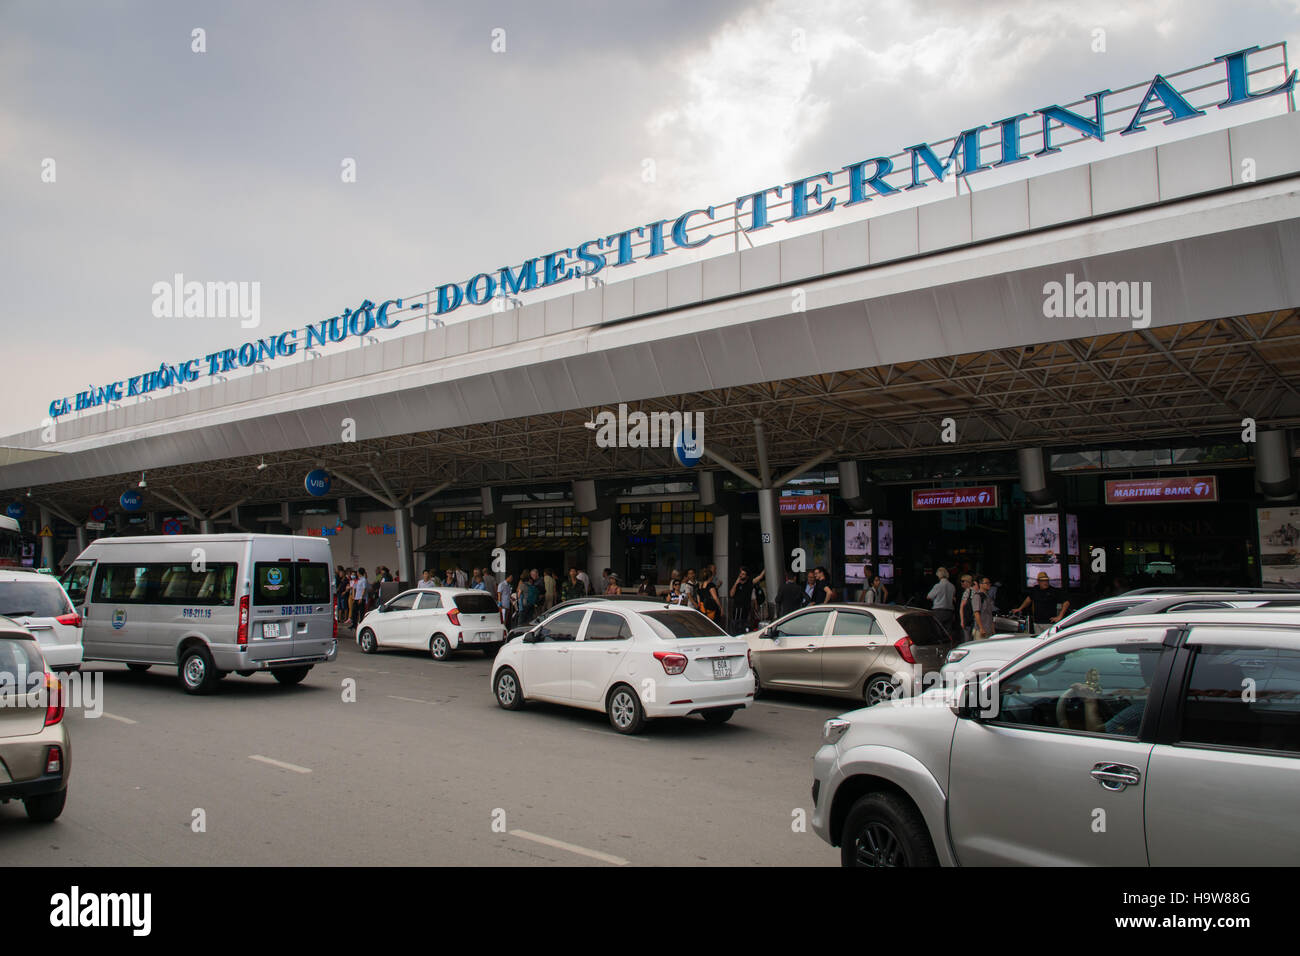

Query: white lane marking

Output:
[509, 830, 629, 866]
[387, 695, 433, 704]
[101, 712, 137, 725]
[248, 754, 312, 774]
[575, 727, 649, 742]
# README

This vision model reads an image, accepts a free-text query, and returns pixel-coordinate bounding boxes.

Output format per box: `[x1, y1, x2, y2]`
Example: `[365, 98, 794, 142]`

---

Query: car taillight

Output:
[654, 650, 688, 675]
[237, 595, 249, 646]
[44, 674, 64, 726]
[333, 616, 338, 639]
[448, 608, 461, 626]
[894, 636, 916, 665]
[45, 745, 63, 774]
[56, 612, 82, 628]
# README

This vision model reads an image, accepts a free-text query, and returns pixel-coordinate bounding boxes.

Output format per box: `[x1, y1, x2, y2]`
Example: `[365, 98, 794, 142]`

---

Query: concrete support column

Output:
[757, 487, 784, 609]
[75, 526, 87, 556]
[587, 518, 611, 588]
[712, 512, 731, 592]
[1256, 430, 1295, 499]
[38, 507, 54, 568]
[393, 506, 414, 584]
[199, 519, 214, 534]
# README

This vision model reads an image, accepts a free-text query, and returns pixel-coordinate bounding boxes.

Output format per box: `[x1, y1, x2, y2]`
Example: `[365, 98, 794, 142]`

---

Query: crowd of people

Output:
[333, 565, 395, 628]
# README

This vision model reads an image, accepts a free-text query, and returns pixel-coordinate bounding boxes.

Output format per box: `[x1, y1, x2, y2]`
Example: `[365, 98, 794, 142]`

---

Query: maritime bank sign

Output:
[49, 45, 1294, 420]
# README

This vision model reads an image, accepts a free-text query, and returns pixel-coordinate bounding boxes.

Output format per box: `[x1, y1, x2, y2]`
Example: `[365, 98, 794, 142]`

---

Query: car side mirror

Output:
[523, 629, 543, 643]
[950, 678, 990, 720]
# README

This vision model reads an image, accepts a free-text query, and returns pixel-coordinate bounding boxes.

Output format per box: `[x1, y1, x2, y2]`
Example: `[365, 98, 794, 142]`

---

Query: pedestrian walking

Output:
[957, 573, 976, 643]
[775, 570, 806, 619]
[972, 577, 996, 639]
[1015, 572, 1070, 635]
[927, 567, 957, 638]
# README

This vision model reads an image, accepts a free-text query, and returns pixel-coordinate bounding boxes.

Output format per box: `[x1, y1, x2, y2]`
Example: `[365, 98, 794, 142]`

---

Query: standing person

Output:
[696, 571, 723, 622]
[443, 568, 455, 587]
[667, 579, 687, 605]
[604, 573, 621, 595]
[636, 575, 656, 596]
[927, 567, 956, 638]
[543, 568, 557, 611]
[471, 571, 486, 590]
[352, 568, 369, 625]
[957, 573, 976, 643]
[601, 568, 613, 594]
[498, 573, 515, 627]
[810, 567, 832, 605]
[681, 569, 698, 606]
[775, 570, 806, 619]
[482, 566, 497, 597]
[576, 567, 592, 596]
[972, 577, 996, 640]
[454, 565, 468, 589]
[729, 566, 755, 633]
[561, 567, 584, 602]
[1015, 572, 1070, 635]
[864, 576, 884, 605]
[517, 574, 535, 626]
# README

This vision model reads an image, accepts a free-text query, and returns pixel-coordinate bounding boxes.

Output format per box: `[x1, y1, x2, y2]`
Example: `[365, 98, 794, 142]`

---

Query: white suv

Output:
[357, 587, 506, 660]
[0, 570, 82, 672]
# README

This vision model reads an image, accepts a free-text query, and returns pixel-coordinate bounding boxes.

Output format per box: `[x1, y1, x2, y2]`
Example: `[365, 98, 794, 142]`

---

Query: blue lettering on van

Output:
[280, 605, 315, 616]
[181, 608, 213, 619]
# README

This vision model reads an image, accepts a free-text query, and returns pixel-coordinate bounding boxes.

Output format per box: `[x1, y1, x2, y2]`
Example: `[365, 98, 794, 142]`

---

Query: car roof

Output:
[1040, 607, 1300, 643]
[0, 569, 63, 580]
[1112, 593, 1300, 615]
[0, 616, 36, 638]
[1123, 586, 1300, 595]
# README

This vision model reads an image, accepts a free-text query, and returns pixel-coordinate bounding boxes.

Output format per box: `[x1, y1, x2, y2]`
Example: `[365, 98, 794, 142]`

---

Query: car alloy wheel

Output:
[853, 822, 906, 867]
[430, 635, 450, 661]
[610, 690, 636, 728]
[864, 675, 897, 706]
[359, 629, 377, 654]
[496, 671, 517, 706]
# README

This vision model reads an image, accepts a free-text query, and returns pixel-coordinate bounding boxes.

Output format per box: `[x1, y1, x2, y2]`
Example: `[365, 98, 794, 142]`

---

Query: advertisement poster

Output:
[1066, 514, 1079, 558]
[845, 562, 869, 584]
[877, 520, 893, 557]
[1258, 507, 1300, 585]
[876, 562, 894, 584]
[800, 518, 831, 578]
[1024, 514, 1061, 560]
[1026, 561, 1062, 587]
[844, 519, 872, 557]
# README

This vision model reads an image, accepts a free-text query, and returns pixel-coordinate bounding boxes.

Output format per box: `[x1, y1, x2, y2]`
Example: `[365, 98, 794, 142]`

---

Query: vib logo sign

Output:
[120, 490, 143, 512]
[304, 469, 331, 497]
[112, 609, 127, 630]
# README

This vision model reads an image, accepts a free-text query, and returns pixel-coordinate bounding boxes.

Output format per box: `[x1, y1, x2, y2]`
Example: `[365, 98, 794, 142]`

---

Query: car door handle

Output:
[1090, 763, 1141, 791]
[805, 644, 817, 652]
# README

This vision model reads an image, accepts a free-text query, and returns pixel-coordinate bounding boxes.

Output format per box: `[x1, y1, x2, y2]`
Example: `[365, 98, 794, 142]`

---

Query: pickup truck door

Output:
[947, 629, 1167, 866]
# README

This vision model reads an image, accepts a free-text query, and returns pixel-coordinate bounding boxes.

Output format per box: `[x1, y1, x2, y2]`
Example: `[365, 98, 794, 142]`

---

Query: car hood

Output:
[943, 636, 1041, 675]
[836, 688, 960, 791]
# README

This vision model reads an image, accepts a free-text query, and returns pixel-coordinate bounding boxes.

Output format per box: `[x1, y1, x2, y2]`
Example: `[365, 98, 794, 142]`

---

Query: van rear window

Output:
[253, 563, 333, 606]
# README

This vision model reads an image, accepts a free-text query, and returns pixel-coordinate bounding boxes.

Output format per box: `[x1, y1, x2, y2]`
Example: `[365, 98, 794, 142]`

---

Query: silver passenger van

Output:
[63, 534, 338, 694]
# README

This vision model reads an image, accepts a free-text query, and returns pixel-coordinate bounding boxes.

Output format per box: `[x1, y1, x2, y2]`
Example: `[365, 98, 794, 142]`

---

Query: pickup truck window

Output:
[1181, 645, 1300, 754]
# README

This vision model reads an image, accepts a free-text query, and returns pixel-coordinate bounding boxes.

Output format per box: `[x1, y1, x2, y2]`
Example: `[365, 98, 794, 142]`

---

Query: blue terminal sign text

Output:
[48, 45, 1293, 421]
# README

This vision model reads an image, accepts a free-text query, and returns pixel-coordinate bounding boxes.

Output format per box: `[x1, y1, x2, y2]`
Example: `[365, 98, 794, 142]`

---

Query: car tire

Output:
[430, 634, 452, 661]
[23, 789, 67, 823]
[494, 667, 524, 710]
[701, 707, 735, 724]
[273, 666, 310, 686]
[359, 628, 378, 654]
[126, 663, 151, 673]
[863, 673, 899, 707]
[752, 670, 766, 699]
[178, 646, 218, 695]
[607, 684, 646, 735]
[840, 792, 939, 868]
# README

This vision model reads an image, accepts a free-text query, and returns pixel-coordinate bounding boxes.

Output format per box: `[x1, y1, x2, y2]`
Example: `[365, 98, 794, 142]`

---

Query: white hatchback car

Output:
[357, 587, 506, 660]
[490, 599, 754, 734]
[0, 569, 83, 672]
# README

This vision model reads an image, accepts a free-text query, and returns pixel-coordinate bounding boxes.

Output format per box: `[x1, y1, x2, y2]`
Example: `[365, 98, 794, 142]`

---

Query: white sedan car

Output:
[490, 599, 754, 734]
[0, 569, 83, 672]
[357, 587, 506, 660]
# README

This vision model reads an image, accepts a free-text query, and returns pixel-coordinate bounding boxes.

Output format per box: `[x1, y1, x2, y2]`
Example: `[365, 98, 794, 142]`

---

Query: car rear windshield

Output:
[899, 612, 951, 645]
[454, 593, 499, 614]
[253, 563, 332, 606]
[0, 636, 44, 688]
[642, 609, 729, 640]
[0, 580, 72, 618]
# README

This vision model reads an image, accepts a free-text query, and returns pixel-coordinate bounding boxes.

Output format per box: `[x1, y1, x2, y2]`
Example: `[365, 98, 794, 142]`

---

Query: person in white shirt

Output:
[576, 569, 591, 595]
[349, 569, 368, 627]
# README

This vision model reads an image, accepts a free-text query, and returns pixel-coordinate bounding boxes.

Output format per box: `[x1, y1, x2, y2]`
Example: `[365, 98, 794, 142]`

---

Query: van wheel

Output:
[273, 666, 310, 686]
[24, 789, 67, 823]
[607, 684, 646, 735]
[430, 634, 451, 661]
[126, 663, 151, 673]
[178, 646, 218, 695]
[494, 667, 524, 710]
[840, 792, 938, 868]
[359, 628, 378, 654]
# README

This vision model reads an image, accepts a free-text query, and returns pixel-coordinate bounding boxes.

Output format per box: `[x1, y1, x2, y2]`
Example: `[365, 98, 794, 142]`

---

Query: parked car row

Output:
[811, 595, 1300, 867]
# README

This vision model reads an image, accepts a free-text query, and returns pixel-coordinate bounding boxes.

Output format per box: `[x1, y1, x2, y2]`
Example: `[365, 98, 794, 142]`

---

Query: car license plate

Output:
[475, 631, 495, 641]
[262, 622, 281, 638]
[712, 659, 730, 679]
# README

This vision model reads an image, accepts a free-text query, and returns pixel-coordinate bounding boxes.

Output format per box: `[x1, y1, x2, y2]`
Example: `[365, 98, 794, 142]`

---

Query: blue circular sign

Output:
[304, 469, 331, 497]
[119, 490, 143, 512]
[267, 567, 283, 586]
[673, 430, 703, 468]
[5, 502, 24, 520]
[89, 505, 108, 522]
[162, 517, 182, 535]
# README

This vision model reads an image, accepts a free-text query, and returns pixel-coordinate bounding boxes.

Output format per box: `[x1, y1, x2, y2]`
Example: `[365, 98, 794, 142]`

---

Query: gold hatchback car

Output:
[745, 604, 955, 706]
[0, 618, 70, 822]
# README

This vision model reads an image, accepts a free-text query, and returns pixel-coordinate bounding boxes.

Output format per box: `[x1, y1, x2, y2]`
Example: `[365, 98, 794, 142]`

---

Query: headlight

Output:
[822, 718, 850, 746]
[946, 648, 969, 663]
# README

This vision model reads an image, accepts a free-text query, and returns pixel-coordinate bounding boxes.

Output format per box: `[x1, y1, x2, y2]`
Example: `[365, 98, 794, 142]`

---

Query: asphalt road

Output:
[2, 632, 848, 866]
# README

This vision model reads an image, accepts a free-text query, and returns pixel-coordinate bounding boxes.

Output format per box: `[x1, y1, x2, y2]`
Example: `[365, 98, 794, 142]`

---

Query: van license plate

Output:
[712, 659, 730, 679]
[262, 622, 282, 638]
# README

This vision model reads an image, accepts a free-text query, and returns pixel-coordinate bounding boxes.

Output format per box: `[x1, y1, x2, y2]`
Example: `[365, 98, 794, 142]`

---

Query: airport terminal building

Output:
[3, 44, 1299, 605]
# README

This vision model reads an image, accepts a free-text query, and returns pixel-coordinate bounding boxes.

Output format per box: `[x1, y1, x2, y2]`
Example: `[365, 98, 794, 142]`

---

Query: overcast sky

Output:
[3, 0, 1297, 437]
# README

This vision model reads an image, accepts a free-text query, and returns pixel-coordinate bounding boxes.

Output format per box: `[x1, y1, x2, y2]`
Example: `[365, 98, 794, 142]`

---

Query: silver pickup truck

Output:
[812, 609, 1300, 866]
